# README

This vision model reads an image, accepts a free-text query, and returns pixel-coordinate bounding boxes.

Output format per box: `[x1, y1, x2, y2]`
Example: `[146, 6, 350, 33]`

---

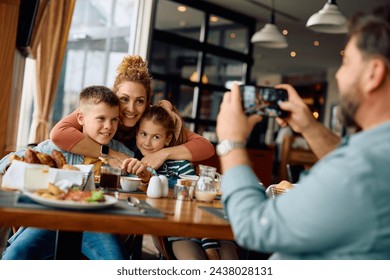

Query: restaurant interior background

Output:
[1, 0, 388, 168]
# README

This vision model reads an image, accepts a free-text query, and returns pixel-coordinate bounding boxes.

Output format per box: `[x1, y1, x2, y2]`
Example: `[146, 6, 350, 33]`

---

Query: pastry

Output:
[62, 164, 80, 171]
[51, 150, 67, 169]
[24, 149, 41, 164]
[9, 154, 24, 162]
[35, 151, 57, 167]
[277, 180, 293, 190]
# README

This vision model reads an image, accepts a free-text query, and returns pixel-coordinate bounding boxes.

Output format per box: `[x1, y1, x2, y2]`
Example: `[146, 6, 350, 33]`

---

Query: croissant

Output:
[12, 148, 70, 169]
[62, 164, 80, 171]
[9, 154, 24, 162]
[51, 150, 67, 169]
[35, 151, 57, 167]
[24, 149, 41, 164]
[277, 180, 293, 190]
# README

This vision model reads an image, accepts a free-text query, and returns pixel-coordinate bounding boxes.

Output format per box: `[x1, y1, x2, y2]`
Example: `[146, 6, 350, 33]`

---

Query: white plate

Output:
[23, 191, 118, 210]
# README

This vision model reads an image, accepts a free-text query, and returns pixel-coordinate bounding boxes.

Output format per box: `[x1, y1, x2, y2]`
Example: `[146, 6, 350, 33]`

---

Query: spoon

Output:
[127, 196, 146, 213]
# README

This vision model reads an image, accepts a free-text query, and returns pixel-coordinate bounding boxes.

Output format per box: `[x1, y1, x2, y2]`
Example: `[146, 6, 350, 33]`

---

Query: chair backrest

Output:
[279, 135, 318, 181]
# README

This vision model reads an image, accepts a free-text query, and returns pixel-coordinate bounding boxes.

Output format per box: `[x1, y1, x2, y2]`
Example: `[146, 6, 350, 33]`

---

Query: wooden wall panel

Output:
[198, 148, 274, 187]
[0, 0, 20, 157]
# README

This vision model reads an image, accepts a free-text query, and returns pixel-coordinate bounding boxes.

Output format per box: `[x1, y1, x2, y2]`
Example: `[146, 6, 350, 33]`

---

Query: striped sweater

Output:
[156, 160, 196, 187]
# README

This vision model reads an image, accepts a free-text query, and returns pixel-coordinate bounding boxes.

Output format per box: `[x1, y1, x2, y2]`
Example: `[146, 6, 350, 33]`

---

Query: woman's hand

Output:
[108, 150, 131, 168]
[140, 149, 169, 170]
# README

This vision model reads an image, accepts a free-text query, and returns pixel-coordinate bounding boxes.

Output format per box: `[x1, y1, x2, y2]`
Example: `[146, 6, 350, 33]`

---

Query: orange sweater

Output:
[50, 110, 215, 162]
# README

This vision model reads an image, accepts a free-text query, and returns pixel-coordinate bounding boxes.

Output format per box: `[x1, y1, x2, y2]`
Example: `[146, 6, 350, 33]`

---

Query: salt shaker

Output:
[159, 175, 169, 197]
[147, 176, 162, 198]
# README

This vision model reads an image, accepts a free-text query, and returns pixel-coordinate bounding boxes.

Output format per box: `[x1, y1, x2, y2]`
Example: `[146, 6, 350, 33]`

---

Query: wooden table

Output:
[0, 187, 233, 259]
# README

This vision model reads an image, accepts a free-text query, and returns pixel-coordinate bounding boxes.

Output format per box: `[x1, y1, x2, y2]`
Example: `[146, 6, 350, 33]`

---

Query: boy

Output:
[0, 85, 133, 260]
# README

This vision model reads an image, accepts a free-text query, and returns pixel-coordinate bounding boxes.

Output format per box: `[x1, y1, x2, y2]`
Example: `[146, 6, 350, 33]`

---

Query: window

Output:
[17, 0, 144, 148]
[53, 0, 140, 124]
[150, 0, 255, 138]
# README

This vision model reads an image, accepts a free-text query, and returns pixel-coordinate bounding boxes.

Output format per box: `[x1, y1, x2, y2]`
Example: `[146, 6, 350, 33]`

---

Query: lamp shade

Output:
[306, 2, 348, 34]
[251, 23, 288, 48]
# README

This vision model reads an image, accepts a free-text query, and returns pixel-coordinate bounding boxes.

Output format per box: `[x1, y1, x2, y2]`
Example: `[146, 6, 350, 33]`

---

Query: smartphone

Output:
[239, 85, 288, 118]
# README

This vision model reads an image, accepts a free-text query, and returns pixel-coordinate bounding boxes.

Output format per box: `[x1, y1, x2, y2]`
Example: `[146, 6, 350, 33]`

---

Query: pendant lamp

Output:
[251, 1, 288, 48]
[306, 0, 347, 34]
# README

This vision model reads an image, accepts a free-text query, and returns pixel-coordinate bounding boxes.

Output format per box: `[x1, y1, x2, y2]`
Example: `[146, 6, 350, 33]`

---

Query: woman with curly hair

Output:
[50, 56, 214, 169]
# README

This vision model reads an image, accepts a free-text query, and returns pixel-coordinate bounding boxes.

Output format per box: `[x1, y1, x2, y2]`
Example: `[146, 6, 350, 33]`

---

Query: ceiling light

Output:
[210, 15, 219, 23]
[251, 1, 288, 49]
[190, 71, 208, 84]
[306, 0, 347, 34]
[177, 5, 187, 12]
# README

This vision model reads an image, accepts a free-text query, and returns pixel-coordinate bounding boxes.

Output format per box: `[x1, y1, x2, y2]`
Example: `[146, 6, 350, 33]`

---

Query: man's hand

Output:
[216, 83, 252, 142]
[276, 84, 341, 159]
[276, 84, 317, 134]
[216, 83, 252, 171]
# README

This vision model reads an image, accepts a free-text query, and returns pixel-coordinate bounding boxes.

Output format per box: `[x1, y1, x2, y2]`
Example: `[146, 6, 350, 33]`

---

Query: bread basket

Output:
[266, 182, 295, 198]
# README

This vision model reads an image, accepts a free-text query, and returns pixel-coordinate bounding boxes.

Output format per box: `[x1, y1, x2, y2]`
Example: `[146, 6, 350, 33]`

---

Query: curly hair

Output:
[113, 55, 153, 104]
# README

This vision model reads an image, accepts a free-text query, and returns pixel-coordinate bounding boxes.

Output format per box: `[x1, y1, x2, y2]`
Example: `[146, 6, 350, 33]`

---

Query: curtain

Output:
[29, 0, 76, 143]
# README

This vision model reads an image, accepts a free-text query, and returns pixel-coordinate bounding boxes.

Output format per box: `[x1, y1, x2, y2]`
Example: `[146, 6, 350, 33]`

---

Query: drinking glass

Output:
[99, 166, 121, 190]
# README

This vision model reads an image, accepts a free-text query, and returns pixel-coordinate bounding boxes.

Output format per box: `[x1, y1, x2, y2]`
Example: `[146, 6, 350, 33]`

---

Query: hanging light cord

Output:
[270, 0, 275, 24]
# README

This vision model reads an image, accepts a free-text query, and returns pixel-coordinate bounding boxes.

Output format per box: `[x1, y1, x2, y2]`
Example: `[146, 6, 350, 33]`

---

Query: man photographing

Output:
[216, 4, 390, 259]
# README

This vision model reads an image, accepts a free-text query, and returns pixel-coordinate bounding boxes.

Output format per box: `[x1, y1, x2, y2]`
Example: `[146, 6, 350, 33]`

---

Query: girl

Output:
[123, 100, 194, 186]
[50, 56, 214, 170]
[123, 101, 238, 260]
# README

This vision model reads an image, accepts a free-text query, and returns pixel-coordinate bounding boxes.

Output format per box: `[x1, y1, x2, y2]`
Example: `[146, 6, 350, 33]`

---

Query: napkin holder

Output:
[1, 160, 94, 191]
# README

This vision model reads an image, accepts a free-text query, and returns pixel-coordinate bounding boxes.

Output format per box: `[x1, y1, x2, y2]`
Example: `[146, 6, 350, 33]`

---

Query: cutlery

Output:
[127, 196, 146, 213]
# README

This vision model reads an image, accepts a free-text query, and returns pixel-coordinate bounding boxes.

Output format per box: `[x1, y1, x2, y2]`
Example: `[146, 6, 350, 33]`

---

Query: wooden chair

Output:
[279, 135, 318, 182]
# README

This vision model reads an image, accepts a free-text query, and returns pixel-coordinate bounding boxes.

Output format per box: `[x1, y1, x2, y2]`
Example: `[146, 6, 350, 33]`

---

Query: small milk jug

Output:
[195, 164, 217, 202]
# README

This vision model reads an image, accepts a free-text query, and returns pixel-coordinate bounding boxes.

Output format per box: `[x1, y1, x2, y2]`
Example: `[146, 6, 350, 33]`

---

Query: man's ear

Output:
[364, 58, 387, 94]
[76, 111, 84, 126]
[165, 133, 173, 146]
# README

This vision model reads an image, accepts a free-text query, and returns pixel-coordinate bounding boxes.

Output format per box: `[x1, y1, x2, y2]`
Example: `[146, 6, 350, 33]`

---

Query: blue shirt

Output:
[222, 121, 390, 259]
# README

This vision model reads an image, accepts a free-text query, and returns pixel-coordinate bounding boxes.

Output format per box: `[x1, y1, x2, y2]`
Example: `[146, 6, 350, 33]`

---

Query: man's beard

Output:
[337, 94, 360, 129]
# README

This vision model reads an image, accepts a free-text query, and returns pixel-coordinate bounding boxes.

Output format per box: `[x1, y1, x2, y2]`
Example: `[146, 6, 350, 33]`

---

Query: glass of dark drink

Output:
[100, 166, 121, 190]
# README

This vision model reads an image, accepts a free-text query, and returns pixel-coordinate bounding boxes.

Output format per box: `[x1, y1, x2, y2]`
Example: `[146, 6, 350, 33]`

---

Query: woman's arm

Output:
[50, 110, 84, 152]
[140, 129, 215, 170]
[183, 130, 215, 161]
[50, 110, 131, 167]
